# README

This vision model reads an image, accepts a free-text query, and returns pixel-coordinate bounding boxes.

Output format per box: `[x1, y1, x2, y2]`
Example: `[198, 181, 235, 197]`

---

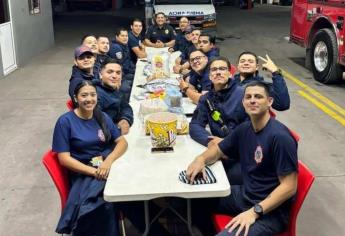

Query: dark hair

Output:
[199, 33, 216, 44]
[155, 12, 166, 18]
[97, 35, 109, 41]
[115, 28, 128, 37]
[189, 49, 206, 57]
[243, 80, 272, 97]
[100, 58, 122, 70]
[131, 18, 143, 25]
[73, 80, 111, 142]
[208, 56, 231, 70]
[238, 51, 258, 64]
[81, 34, 97, 44]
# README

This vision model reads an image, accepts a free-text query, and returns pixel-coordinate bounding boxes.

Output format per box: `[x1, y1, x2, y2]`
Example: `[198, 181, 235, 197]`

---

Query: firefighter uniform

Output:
[145, 24, 176, 43]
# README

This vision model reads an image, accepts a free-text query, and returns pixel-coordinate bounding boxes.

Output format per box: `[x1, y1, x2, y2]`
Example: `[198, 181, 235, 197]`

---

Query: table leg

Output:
[143, 201, 150, 236]
[187, 199, 195, 236]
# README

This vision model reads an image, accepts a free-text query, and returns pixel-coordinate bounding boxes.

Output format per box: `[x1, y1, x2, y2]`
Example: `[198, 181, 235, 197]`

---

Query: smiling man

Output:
[144, 12, 176, 48]
[128, 18, 147, 63]
[188, 80, 298, 236]
[96, 58, 133, 135]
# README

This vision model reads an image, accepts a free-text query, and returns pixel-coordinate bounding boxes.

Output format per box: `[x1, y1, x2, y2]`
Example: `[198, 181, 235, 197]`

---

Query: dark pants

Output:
[192, 185, 289, 236]
[120, 73, 134, 102]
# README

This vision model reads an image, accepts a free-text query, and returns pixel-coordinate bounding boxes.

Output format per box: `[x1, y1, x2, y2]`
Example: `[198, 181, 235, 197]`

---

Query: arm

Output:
[271, 72, 290, 111]
[185, 86, 205, 104]
[164, 39, 175, 48]
[226, 172, 297, 236]
[189, 99, 212, 146]
[132, 46, 147, 59]
[58, 152, 97, 177]
[144, 38, 158, 48]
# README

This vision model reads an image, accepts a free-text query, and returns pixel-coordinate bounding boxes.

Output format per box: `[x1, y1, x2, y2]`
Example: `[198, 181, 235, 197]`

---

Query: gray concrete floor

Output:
[0, 5, 344, 236]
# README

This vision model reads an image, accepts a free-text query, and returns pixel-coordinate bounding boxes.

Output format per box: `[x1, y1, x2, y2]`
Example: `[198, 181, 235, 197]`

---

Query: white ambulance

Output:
[145, 0, 217, 34]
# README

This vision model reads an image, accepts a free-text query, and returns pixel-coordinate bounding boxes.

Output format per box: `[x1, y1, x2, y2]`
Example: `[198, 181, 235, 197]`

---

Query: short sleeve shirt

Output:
[189, 69, 211, 93]
[218, 118, 298, 202]
[145, 24, 176, 43]
[52, 111, 121, 163]
[128, 31, 144, 63]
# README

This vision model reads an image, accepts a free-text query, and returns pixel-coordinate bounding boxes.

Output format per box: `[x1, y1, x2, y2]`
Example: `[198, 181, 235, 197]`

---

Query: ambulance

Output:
[145, 0, 217, 34]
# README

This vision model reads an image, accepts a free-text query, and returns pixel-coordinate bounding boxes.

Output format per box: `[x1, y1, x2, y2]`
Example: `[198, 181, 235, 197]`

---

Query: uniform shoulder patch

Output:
[115, 52, 123, 60]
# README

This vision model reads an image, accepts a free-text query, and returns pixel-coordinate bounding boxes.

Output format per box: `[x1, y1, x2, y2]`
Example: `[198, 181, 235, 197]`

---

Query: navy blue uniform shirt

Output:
[52, 111, 121, 164]
[108, 40, 135, 75]
[96, 83, 134, 126]
[218, 118, 298, 202]
[233, 73, 290, 111]
[205, 47, 220, 60]
[189, 69, 211, 93]
[173, 31, 189, 52]
[128, 31, 144, 63]
[68, 66, 99, 99]
[145, 24, 176, 43]
[190, 80, 248, 146]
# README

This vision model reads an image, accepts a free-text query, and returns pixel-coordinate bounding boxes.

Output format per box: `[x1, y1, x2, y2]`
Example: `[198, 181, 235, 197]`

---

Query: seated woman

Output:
[189, 56, 248, 147]
[233, 51, 290, 111]
[53, 80, 128, 236]
[96, 58, 134, 135]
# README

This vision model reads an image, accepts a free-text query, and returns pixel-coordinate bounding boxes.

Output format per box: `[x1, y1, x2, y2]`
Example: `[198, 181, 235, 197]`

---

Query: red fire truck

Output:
[290, 0, 345, 83]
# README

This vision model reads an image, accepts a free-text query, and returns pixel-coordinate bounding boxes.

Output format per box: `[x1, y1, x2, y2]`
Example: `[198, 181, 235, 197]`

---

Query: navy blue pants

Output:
[192, 185, 289, 236]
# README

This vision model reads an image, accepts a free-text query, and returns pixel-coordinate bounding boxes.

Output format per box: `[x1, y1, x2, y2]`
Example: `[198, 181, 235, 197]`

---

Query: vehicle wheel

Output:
[310, 28, 343, 83]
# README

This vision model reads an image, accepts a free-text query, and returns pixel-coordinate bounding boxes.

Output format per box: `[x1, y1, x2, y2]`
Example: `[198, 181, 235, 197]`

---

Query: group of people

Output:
[51, 11, 298, 236]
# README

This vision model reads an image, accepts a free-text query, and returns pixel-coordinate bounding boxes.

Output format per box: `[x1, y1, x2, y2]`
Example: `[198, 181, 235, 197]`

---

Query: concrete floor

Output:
[0, 5, 344, 236]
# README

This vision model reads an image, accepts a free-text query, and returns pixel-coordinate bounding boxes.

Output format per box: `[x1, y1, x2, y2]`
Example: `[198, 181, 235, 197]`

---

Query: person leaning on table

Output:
[187, 80, 298, 236]
[53, 80, 128, 236]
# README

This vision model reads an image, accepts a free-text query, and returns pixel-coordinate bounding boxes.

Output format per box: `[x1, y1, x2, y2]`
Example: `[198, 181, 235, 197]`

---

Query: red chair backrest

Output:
[229, 65, 237, 75]
[269, 109, 277, 118]
[42, 150, 70, 211]
[66, 99, 74, 111]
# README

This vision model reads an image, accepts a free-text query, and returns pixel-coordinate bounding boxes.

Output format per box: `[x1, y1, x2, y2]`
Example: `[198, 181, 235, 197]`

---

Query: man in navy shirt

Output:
[178, 49, 211, 104]
[198, 33, 220, 60]
[169, 17, 190, 53]
[233, 51, 290, 111]
[128, 18, 147, 63]
[96, 58, 133, 135]
[108, 28, 135, 101]
[187, 81, 298, 236]
[144, 12, 176, 48]
[94, 35, 112, 76]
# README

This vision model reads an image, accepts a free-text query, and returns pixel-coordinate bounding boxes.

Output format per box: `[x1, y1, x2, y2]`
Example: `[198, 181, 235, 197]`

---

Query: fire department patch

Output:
[98, 129, 105, 142]
[254, 145, 263, 164]
[115, 52, 122, 60]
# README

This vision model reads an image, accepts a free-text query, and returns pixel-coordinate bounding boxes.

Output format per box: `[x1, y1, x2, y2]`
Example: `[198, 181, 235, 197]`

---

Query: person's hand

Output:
[168, 47, 174, 53]
[258, 54, 278, 73]
[118, 119, 130, 135]
[156, 40, 164, 48]
[207, 136, 223, 149]
[186, 156, 207, 184]
[173, 64, 182, 74]
[181, 68, 190, 75]
[178, 79, 189, 91]
[225, 208, 258, 236]
[139, 43, 145, 50]
[95, 158, 112, 180]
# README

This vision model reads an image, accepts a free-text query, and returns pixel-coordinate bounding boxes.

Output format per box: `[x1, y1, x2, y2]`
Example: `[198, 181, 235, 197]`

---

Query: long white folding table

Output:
[104, 47, 230, 235]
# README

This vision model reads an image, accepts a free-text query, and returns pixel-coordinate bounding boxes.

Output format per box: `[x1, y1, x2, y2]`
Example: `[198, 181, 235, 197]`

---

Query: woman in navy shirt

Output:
[52, 80, 128, 236]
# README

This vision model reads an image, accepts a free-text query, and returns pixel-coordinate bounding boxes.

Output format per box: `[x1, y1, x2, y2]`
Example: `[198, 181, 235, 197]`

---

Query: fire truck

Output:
[290, 0, 345, 83]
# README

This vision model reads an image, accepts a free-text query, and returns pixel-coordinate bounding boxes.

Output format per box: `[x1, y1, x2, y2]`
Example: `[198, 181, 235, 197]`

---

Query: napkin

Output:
[179, 166, 217, 185]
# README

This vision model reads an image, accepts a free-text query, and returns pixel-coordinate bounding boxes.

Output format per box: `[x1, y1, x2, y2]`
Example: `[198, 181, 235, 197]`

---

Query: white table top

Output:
[104, 48, 230, 202]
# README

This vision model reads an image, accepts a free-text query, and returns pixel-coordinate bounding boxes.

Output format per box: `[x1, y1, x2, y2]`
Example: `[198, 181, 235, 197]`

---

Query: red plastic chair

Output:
[212, 161, 315, 236]
[42, 150, 69, 211]
[269, 109, 277, 118]
[66, 99, 74, 111]
[229, 65, 237, 76]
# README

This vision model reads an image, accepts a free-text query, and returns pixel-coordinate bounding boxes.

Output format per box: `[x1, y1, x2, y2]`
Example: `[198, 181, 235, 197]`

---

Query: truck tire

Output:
[310, 28, 343, 84]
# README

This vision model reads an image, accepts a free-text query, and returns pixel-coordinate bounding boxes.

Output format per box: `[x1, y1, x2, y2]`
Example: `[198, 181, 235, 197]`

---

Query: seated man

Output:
[96, 58, 133, 135]
[144, 12, 176, 48]
[178, 50, 212, 104]
[234, 51, 290, 111]
[173, 27, 201, 75]
[189, 56, 247, 147]
[169, 17, 190, 53]
[198, 33, 219, 60]
[81, 34, 98, 53]
[69, 45, 98, 100]
[128, 18, 147, 63]
[108, 28, 136, 101]
[187, 80, 298, 236]
[94, 35, 112, 75]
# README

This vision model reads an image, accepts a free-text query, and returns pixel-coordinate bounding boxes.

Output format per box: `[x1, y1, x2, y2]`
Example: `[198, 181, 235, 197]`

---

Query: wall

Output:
[0, 46, 3, 78]
[9, 0, 54, 66]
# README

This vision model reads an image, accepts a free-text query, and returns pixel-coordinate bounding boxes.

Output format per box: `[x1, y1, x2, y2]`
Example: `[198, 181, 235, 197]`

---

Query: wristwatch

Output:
[253, 204, 264, 217]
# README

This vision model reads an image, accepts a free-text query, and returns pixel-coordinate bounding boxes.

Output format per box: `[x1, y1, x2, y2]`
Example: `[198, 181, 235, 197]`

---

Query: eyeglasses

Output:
[198, 40, 210, 44]
[190, 55, 206, 63]
[210, 66, 228, 73]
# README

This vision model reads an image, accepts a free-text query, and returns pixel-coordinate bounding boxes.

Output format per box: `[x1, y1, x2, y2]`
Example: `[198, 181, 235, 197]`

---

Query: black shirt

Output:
[145, 24, 176, 43]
